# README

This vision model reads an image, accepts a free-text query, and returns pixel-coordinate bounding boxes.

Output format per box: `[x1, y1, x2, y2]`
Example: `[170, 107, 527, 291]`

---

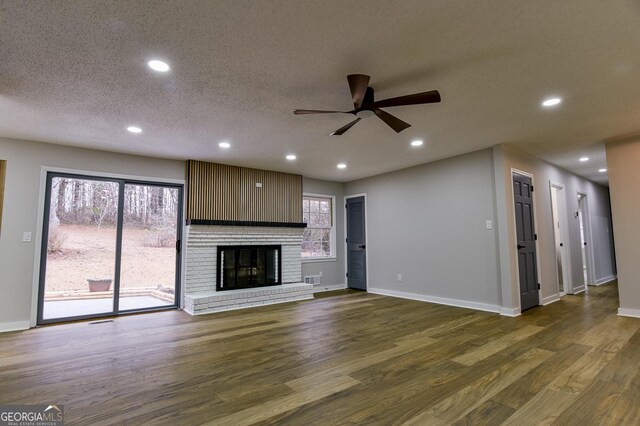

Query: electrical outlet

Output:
[22, 232, 32, 242]
[255, 182, 263, 188]
[397, 273, 402, 282]
[319, 271, 323, 278]
[486, 220, 493, 230]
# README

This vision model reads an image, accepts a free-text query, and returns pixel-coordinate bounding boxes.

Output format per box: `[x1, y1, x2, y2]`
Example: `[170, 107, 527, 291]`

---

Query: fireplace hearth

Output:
[217, 245, 281, 291]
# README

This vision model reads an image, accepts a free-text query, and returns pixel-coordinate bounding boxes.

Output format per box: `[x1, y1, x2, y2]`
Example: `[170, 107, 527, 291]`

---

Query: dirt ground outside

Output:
[45, 224, 177, 294]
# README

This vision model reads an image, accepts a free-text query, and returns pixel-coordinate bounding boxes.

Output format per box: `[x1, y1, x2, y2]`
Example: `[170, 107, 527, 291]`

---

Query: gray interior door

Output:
[346, 196, 367, 290]
[513, 173, 540, 311]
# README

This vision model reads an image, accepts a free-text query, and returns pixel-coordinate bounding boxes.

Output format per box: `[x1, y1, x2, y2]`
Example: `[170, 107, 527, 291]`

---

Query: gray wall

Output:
[301, 177, 346, 287]
[497, 145, 616, 309]
[606, 138, 640, 313]
[0, 137, 185, 331]
[0, 135, 618, 330]
[345, 149, 502, 308]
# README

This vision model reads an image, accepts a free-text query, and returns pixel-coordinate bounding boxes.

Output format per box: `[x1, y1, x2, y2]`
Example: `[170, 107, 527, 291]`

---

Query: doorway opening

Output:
[577, 193, 591, 287]
[38, 173, 183, 324]
[550, 182, 571, 295]
[345, 194, 367, 291]
[512, 171, 540, 311]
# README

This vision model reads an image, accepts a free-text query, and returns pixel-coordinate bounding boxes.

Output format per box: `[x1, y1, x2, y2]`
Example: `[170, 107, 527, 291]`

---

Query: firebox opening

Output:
[217, 245, 282, 291]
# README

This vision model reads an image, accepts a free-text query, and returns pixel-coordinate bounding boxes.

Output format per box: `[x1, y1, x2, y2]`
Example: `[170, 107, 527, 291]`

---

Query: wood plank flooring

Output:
[1, 282, 638, 425]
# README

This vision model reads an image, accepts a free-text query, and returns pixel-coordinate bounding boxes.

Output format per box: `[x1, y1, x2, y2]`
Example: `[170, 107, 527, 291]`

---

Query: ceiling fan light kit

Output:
[294, 74, 441, 135]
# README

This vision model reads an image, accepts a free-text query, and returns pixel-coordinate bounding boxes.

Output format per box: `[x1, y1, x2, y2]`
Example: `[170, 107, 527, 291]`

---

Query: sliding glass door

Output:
[38, 173, 182, 324]
[40, 176, 120, 320]
[119, 183, 180, 311]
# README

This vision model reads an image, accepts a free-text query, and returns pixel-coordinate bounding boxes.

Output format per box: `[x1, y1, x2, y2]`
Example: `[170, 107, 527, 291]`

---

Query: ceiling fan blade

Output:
[294, 109, 345, 115]
[329, 117, 362, 136]
[347, 74, 370, 109]
[372, 90, 441, 109]
[373, 109, 411, 133]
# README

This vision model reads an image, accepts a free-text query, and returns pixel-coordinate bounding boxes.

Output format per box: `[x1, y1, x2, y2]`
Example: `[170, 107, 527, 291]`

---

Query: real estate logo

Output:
[0, 405, 64, 426]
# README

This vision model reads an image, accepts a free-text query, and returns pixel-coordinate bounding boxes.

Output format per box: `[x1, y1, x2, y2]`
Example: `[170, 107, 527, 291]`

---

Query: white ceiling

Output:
[2, 1, 640, 184]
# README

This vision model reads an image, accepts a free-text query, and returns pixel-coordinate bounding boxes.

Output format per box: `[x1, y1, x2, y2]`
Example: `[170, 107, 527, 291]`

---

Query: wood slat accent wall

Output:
[186, 160, 303, 223]
[0, 160, 5, 234]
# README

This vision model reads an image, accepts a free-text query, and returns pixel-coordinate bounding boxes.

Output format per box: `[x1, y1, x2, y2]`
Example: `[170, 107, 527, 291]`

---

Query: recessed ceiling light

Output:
[148, 60, 170, 72]
[219, 142, 231, 149]
[337, 163, 347, 169]
[411, 140, 424, 147]
[598, 168, 607, 173]
[286, 154, 297, 161]
[127, 126, 142, 134]
[542, 97, 562, 107]
[579, 157, 589, 162]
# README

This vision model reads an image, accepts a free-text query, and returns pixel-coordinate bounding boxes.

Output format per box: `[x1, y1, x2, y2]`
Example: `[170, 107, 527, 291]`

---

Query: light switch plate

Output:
[23, 232, 32, 242]
[486, 220, 493, 230]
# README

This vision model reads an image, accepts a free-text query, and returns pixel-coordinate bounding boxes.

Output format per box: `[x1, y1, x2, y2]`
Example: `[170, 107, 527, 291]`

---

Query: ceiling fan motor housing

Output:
[361, 87, 375, 108]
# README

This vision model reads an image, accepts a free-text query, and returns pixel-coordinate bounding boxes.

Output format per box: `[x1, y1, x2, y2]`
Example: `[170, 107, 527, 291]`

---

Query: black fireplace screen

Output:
[217, 245, 281, 291]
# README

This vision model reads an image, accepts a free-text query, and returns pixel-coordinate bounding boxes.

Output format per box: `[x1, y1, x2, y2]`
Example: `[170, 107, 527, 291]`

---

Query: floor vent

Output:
[304, 275, 321, 285]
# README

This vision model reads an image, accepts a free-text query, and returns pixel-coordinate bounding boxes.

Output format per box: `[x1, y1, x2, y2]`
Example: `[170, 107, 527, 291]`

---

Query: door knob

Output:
[517, 244, 526, 249]
[359, 244, 366, 249]
[560, 243, 563, 247]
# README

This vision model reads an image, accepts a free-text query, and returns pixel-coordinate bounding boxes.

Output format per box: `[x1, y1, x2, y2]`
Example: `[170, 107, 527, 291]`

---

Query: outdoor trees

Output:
[50, 178, 179, 228]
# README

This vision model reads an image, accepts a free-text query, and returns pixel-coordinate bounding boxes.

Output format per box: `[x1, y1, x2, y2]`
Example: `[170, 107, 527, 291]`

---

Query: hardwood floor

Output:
[1, 283, 638, 425]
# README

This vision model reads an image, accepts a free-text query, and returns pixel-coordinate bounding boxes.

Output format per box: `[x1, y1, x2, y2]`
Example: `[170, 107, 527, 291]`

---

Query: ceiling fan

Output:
[294, 74, 441, 135]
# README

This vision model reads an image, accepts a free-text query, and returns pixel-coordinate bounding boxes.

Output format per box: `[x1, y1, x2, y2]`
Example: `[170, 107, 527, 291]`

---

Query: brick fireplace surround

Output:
[184, 224, 313, 315]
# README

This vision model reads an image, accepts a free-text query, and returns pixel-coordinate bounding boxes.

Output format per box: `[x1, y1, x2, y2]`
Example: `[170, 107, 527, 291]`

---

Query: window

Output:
[302, 195, 335, 258]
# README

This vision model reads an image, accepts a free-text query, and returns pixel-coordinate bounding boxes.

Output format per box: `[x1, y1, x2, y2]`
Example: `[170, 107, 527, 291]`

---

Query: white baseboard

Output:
[367, 287, 502, 314]
[594, 275, 617, 286]
[618, 307, 640, 319]
[542, 294, 561, 306]
[0, 321, 31, 333]
[499, 307, 521, 317]
[313, 283, 347, 293]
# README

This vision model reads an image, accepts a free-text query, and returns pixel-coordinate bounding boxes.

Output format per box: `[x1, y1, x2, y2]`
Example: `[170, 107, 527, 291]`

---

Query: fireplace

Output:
[217, 245, 281, 291]
[184, 225, 313, 315]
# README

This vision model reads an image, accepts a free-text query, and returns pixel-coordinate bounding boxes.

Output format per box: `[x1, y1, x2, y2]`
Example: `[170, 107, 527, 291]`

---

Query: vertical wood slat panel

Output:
[186, 160, 302, 223]
[0, 160, 6, 234]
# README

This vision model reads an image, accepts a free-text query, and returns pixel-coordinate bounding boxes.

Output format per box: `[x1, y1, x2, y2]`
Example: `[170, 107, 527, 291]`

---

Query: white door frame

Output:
[510, 169, 543, 310]
[549, 181, 573, 294]
[343, 193, 369, 291]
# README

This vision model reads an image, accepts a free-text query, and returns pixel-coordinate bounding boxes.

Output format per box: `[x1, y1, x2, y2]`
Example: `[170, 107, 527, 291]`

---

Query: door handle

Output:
[517, 244, 526, 249]
[359, 244, 366, 249]
[560, 243, 563, 247]
[176, 239, 182, 253]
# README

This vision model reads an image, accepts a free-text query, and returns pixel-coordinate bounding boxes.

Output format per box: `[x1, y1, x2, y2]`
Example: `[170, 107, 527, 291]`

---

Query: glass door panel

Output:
[41, 176, 119, 321]
[118, 184, 179, 311]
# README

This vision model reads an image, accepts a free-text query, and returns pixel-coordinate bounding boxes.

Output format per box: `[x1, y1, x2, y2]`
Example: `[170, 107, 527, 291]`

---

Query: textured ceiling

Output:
[1, 1, 640, 184]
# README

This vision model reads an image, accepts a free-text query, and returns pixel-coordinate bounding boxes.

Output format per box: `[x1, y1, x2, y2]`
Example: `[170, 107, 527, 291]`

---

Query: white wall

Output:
[605, 138, 640, 316]
[344, 149, 503, 311]
[0, 137, 185, 332]
[301, 177, 345, 287]
[496, 145, 616, 311]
